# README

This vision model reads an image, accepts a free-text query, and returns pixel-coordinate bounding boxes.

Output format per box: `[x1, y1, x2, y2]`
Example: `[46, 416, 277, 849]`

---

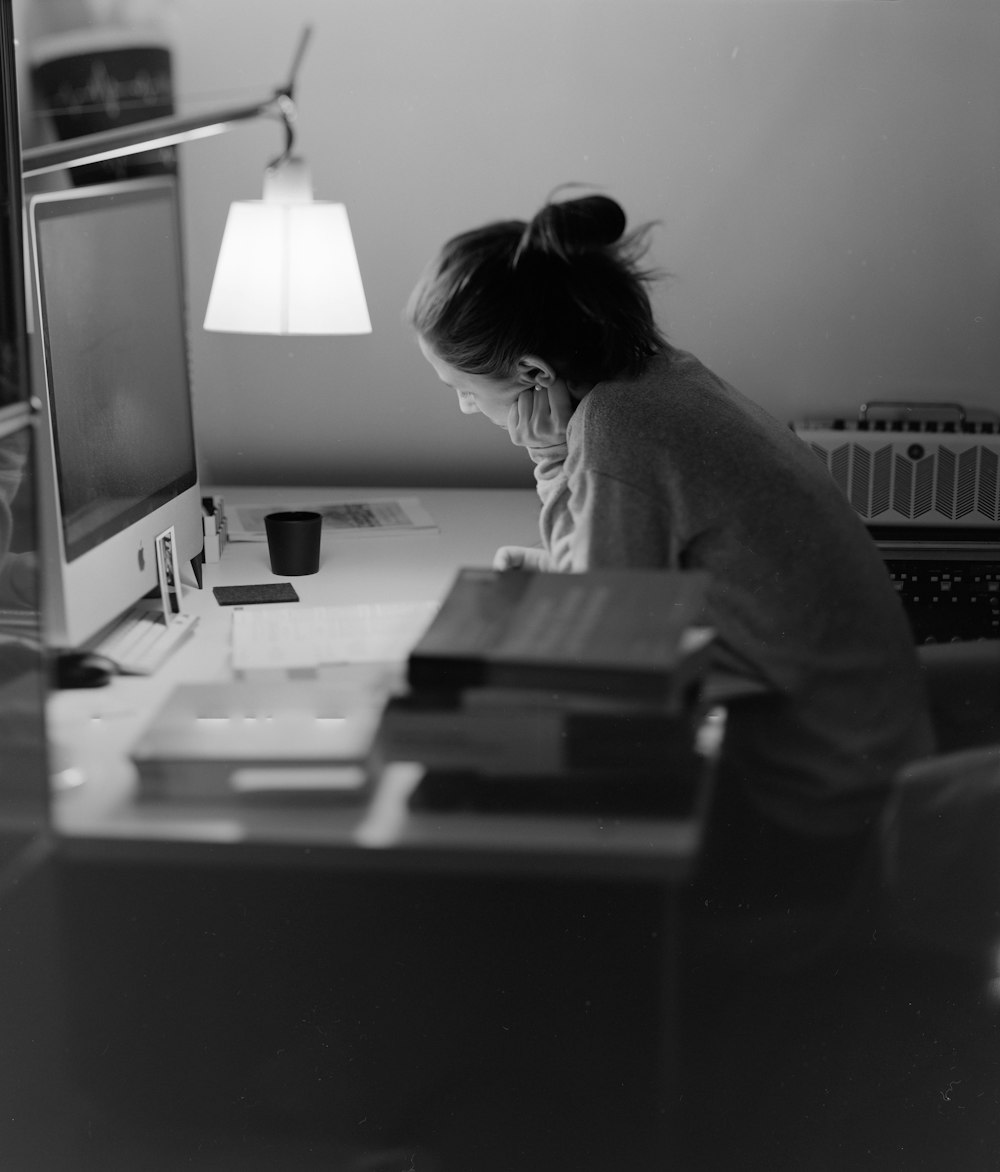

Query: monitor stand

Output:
[83, 526, 200, 676]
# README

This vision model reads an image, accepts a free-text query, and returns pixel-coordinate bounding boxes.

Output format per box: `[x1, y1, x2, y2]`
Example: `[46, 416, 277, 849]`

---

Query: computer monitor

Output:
[28, 176, 203, 649]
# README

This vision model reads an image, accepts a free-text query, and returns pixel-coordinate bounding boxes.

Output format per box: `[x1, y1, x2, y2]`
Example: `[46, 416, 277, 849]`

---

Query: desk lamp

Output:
[202, 99, 371, 335]
[21, 26, 370, 337]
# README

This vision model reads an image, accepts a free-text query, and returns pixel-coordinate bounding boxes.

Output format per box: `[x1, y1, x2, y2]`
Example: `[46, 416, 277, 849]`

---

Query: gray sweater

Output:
[528, 347, 935, 837]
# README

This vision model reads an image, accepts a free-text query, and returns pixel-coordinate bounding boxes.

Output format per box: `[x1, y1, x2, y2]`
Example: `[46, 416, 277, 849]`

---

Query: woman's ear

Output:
[515, 354, 557, 388]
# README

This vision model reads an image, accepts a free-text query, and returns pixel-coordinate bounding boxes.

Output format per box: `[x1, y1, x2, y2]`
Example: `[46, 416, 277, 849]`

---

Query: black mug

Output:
[264, 511, 322, 576]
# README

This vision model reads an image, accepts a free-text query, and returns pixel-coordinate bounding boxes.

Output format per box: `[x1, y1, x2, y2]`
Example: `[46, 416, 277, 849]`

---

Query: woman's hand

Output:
[492, 545, 549, 571]
[506, 380, 574, 449]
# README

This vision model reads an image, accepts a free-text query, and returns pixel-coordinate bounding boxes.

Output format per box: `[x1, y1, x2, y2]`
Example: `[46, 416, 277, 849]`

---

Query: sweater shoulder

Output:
[573, 347, 732, 437]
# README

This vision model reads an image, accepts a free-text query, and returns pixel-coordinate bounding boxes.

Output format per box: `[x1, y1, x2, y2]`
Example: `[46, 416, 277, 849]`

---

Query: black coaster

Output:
[212, 583, 299, 606]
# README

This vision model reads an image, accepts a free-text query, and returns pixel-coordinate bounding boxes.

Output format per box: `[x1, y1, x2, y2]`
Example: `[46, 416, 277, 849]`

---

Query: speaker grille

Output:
[802, 436, 1000, 524]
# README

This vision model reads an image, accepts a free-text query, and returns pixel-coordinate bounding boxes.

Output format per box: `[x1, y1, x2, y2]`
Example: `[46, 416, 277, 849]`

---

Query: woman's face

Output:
[418, 337, 523, 428]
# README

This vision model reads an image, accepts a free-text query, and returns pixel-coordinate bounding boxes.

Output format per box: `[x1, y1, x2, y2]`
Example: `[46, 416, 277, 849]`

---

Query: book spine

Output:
[406, 657, 713, 714]
[376, 701, 700, 777]
[134, 759, 371, 800]
[406, 656, 686, 702]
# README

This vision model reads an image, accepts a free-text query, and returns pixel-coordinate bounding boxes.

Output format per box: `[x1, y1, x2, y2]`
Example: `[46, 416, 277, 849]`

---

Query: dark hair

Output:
[406, 191, 665, 383]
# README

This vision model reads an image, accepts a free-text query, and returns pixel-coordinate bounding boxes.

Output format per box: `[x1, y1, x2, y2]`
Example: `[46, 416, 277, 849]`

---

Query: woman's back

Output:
[539, 347, 935, 838]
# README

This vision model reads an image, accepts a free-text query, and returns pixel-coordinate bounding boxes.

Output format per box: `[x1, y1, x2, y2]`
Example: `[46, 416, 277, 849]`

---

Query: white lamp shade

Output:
[204, 199, 372, 335]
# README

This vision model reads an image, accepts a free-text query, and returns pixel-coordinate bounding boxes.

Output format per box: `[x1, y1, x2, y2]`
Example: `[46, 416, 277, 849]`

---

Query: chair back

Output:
[918, 641, 1000, 752]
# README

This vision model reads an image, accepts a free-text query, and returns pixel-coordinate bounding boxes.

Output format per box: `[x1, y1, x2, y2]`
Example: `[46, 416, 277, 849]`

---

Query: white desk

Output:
[50, 486, 711, 882]
[47, 486, 722, 1158]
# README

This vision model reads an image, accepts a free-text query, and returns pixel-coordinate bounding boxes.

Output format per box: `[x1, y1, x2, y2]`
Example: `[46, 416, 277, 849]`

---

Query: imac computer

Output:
[28, 176, 204, 671]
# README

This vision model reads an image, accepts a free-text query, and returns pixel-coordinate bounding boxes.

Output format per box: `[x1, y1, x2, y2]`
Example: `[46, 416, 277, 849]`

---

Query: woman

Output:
[407, 190, 935, 906]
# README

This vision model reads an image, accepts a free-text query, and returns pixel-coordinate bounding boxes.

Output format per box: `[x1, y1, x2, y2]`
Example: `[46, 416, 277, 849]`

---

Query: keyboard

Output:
[90, 602, 199, 675]
[0, 606, 41, 635]
[885, 559, 1000, 643]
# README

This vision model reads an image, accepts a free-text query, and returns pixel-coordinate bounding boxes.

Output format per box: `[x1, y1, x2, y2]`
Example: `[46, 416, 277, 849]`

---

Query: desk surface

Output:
[50, 487, 708, 880]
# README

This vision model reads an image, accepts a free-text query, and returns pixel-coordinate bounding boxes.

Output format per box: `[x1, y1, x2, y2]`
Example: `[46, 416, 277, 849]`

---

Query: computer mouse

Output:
[51, 651, 115, 690]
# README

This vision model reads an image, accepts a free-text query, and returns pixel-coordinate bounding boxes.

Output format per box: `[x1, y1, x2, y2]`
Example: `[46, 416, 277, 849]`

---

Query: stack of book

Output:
[375, 567, 723, 815]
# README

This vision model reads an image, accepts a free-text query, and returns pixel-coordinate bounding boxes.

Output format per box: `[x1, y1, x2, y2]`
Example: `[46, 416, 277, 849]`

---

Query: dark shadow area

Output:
[4, 847, 1000, 1170]
[4, 859, 664, 1171]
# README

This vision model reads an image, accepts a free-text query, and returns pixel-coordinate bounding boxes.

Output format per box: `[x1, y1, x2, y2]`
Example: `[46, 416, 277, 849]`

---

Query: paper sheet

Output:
[226, 497, 437, 541]
[231, 600, 440, 672]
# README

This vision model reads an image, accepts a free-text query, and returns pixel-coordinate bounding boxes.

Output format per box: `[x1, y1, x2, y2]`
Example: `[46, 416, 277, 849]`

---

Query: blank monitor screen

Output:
[31, 180, 197, 563]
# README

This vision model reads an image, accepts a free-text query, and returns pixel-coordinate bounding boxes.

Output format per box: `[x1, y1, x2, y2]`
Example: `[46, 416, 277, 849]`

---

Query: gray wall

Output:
[21, 0, 1000, 489]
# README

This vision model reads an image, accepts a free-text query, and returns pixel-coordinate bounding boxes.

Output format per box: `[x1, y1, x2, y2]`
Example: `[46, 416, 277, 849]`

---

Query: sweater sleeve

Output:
[524, 443, 566, 571]
[532, 449, 675, 573]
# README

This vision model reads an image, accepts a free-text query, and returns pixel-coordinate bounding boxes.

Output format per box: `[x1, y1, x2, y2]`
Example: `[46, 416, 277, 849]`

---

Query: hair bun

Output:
[552, 195, 627, 249]
[517, 194, 627, 265]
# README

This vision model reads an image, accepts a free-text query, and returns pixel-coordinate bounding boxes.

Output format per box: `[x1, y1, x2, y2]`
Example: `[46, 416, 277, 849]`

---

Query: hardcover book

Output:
[376, 688, 708, 779]
[406, 567, 714, 703]
[130, 680, 384, 801]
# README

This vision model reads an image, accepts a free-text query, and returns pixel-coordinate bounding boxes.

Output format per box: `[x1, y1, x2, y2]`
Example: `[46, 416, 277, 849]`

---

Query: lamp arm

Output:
[20, 92, 291, 179]
[21, 23, 315, 180]
[268, 24, 313, 170]
[267, 93, 298, 172]
[283, 25, 314, 101]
